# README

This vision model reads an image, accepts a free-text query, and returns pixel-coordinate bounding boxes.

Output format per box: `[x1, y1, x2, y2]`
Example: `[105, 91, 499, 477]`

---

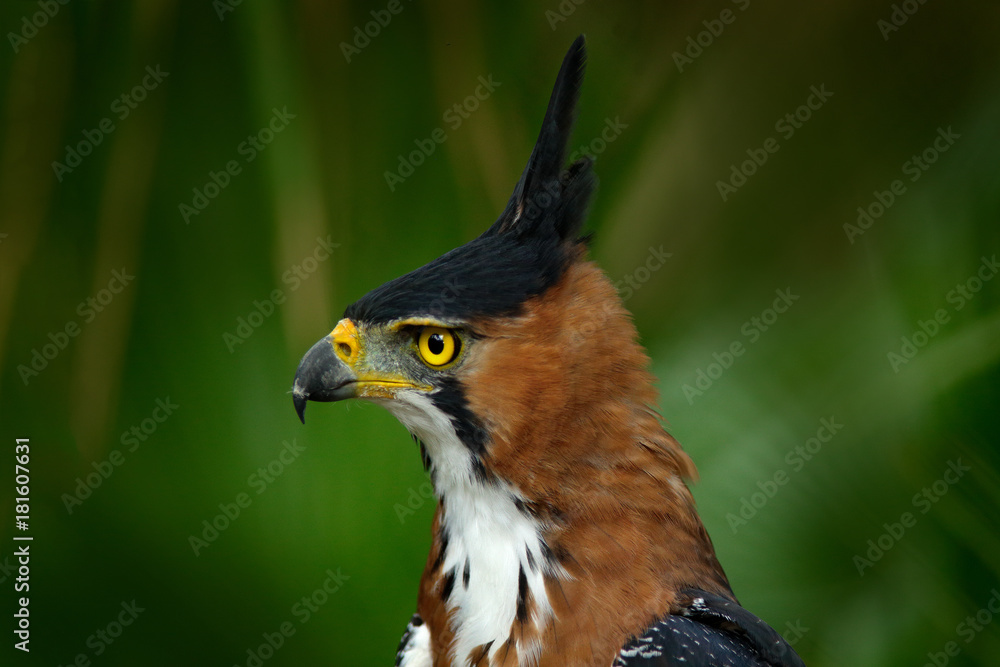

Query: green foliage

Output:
[1, 1, 998, 665]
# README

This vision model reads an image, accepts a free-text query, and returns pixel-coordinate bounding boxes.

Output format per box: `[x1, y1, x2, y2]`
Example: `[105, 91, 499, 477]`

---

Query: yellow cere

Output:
[330, 318, 360, 365]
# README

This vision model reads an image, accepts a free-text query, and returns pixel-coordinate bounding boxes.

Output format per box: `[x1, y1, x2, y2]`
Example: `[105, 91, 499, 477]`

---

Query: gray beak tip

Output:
[293, 389, 308, 424]
[291, 335, 357, 424]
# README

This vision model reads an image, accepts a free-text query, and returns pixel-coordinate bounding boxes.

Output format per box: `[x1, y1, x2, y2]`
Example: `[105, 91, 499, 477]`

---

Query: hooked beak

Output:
[291, 334, 358, 424]
[292, 318, 430, 424]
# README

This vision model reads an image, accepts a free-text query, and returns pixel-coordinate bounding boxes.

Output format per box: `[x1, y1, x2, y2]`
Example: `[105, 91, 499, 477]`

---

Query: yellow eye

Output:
[417, 327, 459, 367]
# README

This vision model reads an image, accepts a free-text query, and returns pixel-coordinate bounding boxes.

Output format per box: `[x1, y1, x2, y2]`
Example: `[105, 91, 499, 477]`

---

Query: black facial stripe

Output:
[429, 376, 489, 458]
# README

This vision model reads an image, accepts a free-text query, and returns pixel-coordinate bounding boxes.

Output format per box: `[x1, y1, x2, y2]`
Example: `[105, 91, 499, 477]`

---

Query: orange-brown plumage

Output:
[413, 256, 731, 666]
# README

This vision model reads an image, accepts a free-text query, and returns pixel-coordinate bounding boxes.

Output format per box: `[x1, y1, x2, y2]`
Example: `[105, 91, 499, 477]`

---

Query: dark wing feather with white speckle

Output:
[615, 589, 806, 667]
[395, 613, 430, 667]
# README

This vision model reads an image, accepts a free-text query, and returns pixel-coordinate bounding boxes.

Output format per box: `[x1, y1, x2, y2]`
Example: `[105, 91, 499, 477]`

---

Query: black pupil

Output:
[428, 333, 445, 356]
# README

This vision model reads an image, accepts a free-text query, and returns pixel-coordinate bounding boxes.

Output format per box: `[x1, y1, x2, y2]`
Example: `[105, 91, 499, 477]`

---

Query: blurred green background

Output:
[2, 1, 999, 665]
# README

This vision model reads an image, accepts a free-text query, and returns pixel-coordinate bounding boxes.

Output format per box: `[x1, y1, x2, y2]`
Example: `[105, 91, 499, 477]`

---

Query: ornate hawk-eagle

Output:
[293, 35, 805, 667]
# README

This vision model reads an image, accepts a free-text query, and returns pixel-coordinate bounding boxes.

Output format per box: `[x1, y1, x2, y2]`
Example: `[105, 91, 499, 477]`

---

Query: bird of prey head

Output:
[293, 35, 804, 667]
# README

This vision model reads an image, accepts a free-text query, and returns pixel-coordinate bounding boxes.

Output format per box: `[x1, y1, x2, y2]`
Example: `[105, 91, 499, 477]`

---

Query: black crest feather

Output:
[487, 33, 591, 241]
[346, 35, 596, 325]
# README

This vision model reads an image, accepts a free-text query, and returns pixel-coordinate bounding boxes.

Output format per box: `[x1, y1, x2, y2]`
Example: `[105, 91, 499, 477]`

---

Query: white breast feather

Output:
[380, 391, 559, 667]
